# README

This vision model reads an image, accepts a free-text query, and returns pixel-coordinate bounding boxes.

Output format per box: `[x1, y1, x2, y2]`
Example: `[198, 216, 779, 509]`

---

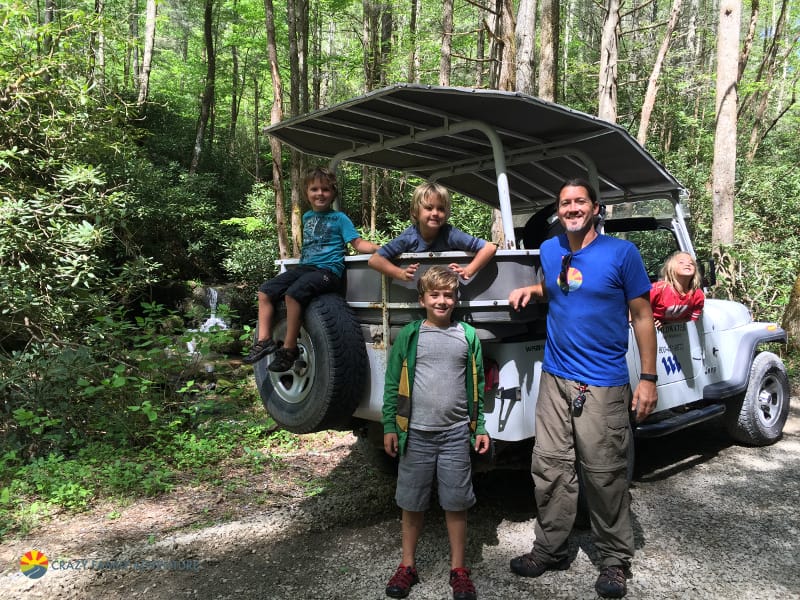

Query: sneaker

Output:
[509, 552, 569, 578]
[243, 338, 280, 364]
[267, 346, 300, 372]
[595, 565, 627, 598]
[385, 564, 419, 598]
[449, 567, 477, 600]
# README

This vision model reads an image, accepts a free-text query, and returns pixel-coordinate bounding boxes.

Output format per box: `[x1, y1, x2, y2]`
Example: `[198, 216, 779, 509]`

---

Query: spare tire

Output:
[253, 293, 367, 433]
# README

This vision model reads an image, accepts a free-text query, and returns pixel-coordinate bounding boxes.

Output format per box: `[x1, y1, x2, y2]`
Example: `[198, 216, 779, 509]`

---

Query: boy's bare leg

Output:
[445, 510, 467, 569]
[401, 510, 424, 566]
[256, 292, 274, 341]
[282, 295, 302, 350]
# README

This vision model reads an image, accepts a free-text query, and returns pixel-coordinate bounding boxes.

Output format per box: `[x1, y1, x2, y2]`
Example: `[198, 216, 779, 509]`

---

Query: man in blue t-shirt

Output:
[507, 178, 658, 599]
[243, 167, 379, 371]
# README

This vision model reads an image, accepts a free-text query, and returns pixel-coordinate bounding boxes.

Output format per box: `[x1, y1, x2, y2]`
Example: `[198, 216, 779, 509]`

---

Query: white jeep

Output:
[254, 85, 790, 466]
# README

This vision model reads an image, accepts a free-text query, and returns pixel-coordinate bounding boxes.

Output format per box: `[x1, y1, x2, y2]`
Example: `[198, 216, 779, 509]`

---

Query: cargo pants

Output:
[529, 371, 634, 569]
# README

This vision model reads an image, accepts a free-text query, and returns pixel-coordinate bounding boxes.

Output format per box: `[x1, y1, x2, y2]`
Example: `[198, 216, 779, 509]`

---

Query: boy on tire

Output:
[382, 266, 491, 600]
[243, 167, 379, 370]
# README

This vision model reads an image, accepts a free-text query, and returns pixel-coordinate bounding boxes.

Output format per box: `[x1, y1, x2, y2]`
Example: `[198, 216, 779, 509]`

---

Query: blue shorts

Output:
[258, 266, 341, 307]
[395, 424, 476, 512]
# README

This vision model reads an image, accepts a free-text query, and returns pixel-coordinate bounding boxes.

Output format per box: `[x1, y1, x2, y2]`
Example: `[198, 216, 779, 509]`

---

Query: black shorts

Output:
[258, 266, 341, 307]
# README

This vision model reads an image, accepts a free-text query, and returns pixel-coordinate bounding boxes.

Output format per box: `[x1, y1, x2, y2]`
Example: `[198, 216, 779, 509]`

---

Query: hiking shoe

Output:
[449, 567, 477, 600]
[268, 346, 300, 372]
[595, 565, 627, 598]
[509, 552, 569, 578]
[385, 564, 419, 598]
[243, 338, 280, 364]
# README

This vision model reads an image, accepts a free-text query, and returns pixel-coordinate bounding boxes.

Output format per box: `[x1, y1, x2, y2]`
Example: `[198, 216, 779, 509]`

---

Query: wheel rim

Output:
[268, 326, 316, 405]
[756, 372, 785, 428]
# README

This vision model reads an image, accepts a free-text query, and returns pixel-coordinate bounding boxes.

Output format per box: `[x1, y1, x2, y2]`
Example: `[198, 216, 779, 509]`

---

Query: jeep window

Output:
[607, 228, 679, 280]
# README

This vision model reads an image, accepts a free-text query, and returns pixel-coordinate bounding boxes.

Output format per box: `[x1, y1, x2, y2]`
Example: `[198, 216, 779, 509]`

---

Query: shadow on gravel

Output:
[632, 418, 734, 483]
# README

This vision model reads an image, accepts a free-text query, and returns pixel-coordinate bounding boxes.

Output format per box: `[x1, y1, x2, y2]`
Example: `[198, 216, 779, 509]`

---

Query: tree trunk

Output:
[637, 0, 682, 146]
[264, 0, 290, 259]
[515, 0, 536, 95]
[475, 7, 485, 87]
[137, 0, 156, 106]
[538, 0, 558, 102]
[252, 74, 260, 182]
[189, 0, 216, 175]
[299, 0, 309, 114]
[598, 0, 620, 122]
[126, 0, 139, 89]
[711, 0, 741, 251]
[744, 0, 789, 161]
[287, 0, 309, 255]
[737, 0, 759, 81]
[496, 0, 516, 91]
[408, 0, 419, 82]
[440, 0, 453, 85]
[781, 272, 800, 352]
[43, 0, 55, 57]
[311, 3, 321, 108]
[91, 0, 105, 91]
[380, 5, 392, 87]
[230, 43, 240, 154]
[562, 0, 575, 94]
[228, 0, 241, 155]
[686, 0, 699, 62]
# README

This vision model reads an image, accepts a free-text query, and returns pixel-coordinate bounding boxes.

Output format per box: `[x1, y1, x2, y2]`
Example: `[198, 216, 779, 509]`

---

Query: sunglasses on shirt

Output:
[559, 252, 573, 293]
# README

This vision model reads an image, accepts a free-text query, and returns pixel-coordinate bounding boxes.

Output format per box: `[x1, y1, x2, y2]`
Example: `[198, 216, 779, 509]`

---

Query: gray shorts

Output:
[395, 424, 476, 512]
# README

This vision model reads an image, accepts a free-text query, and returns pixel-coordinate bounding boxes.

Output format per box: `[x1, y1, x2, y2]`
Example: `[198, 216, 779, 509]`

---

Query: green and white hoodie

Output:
[381, 319, 487, 456]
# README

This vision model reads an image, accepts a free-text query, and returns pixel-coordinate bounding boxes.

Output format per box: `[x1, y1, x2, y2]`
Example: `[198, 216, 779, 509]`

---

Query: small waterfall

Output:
[199, 288, 227, 332]
[186, 287, 228, 372]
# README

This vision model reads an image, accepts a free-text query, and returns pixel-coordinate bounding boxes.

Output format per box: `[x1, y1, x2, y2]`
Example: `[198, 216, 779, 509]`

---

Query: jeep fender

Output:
[702, 327, 787, 400]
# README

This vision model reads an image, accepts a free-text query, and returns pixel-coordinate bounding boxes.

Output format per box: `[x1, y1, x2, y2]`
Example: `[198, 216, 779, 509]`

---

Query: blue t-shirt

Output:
[376, 223, 486, 259]
[541, 234, 651, 386]
[300, 209, 361, 277]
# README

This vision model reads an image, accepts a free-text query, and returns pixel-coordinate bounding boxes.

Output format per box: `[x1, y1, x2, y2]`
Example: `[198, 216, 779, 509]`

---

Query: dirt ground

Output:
[2, 395, 799, 600]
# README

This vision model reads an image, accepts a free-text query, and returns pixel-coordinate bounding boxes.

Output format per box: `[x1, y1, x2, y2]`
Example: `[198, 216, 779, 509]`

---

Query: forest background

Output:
[1, 0, 799, 537]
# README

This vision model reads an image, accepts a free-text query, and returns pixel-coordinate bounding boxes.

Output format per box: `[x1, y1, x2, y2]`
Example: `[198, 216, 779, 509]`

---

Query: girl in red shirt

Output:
[650, 251, 705, 329]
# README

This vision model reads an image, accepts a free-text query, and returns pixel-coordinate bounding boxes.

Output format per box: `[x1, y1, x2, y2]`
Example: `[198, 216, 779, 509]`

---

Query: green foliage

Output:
[0, 398, 308, 539]
[0, 301, 241, 457]
[221, 183, 280, 285]
[710, 163, 800, 322]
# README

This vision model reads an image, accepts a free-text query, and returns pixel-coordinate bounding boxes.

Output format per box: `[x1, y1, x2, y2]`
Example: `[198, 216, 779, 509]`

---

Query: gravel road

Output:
[3, 396, 799, 600]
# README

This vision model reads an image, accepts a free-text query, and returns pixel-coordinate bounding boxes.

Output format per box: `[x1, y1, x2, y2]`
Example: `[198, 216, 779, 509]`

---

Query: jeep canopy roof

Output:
[264, 84, 685, 217]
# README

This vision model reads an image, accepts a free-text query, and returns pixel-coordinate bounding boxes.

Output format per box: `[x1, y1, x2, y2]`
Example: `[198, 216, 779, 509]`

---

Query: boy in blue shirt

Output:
[368, 182, 496, 282]
[244, 167, 379, 370]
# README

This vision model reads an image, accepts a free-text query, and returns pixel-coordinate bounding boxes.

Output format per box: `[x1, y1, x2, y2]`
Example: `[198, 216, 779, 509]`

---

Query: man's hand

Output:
[508, 285, 542, 311]
[631, 380, 658, 422]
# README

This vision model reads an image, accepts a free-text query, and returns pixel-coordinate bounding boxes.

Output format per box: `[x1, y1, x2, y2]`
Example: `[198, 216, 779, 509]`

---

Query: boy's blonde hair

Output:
[410, 182, 451, 224]
[417, 265, 460, 297]
[660, 251, 702, 293]
[303, 166, 338, 200]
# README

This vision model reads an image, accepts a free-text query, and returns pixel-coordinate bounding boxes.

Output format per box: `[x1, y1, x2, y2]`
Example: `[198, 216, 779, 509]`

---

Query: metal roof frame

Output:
[265, 84, 686, 248]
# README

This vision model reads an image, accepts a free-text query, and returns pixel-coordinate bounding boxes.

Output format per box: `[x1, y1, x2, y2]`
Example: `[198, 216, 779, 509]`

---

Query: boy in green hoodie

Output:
[382, 266, 490, 600]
